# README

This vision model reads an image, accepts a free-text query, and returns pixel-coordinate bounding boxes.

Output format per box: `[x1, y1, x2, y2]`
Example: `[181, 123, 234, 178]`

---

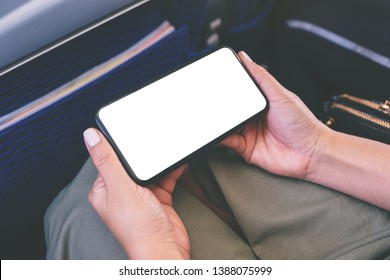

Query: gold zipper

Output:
[339, 93, 390, 115]
[331, 103, 390, 129]
[380, 100, 390, 115]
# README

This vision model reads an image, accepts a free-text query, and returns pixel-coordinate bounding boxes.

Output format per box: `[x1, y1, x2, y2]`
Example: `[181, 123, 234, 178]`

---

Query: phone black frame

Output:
[96, 46, 269, 186]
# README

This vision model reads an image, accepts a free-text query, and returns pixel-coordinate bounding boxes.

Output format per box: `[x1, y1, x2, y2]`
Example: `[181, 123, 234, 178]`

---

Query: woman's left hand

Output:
[84, 128, 190, 260]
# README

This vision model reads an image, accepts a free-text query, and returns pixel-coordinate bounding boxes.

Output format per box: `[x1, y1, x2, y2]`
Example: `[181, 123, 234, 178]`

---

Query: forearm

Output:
[307, 129, 390, 210]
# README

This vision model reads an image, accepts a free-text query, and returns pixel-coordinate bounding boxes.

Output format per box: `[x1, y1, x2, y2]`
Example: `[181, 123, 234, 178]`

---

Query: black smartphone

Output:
[96, 47, 268, 185]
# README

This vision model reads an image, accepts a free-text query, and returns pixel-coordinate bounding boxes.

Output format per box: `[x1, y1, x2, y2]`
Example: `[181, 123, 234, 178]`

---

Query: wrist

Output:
[304, 124, 335, 182]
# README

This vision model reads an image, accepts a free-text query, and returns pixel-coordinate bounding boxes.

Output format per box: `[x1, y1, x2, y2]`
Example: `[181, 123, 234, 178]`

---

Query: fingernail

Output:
[84, 128, 101, 147]
[241, 51, 253, 62]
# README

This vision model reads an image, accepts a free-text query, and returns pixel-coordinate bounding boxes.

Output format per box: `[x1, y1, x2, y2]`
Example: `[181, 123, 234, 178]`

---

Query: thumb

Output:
[238, 51, 288, 103]
[83, 128, 136, 190]
[88, 175, 108, 212]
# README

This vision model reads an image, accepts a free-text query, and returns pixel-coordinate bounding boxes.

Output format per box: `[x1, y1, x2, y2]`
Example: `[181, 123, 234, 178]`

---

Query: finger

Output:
[238, 51, 288, 103]
[83, 128, 136, 190]
[148, 165, 186, 205]
[165, 165, 186, 185]
[220, 133, 247, 156]
[155, 165, 186, 194]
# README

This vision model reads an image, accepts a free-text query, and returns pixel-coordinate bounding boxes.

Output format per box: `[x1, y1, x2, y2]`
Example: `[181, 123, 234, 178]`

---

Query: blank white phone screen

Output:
[97, 47, 267, 183]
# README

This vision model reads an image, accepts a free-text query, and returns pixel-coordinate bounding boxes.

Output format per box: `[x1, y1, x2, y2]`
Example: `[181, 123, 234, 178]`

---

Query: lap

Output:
[195, 147, 390, 259]
[45, 148, 390, 259]
[45, 158, 255, 260]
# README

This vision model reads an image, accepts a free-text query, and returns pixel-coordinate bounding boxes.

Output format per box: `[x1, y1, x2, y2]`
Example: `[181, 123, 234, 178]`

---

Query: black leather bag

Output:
[324, 94, 390, 144]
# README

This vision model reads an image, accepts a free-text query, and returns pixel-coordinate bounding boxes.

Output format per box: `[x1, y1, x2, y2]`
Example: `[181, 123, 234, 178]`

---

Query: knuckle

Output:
[88, 178, 105, 208]
[92, 147, 115, 171]
[88, 189, 95, 205]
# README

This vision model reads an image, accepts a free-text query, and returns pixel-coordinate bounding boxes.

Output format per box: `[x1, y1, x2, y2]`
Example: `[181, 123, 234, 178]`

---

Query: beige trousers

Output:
[45, 147, 390, 259]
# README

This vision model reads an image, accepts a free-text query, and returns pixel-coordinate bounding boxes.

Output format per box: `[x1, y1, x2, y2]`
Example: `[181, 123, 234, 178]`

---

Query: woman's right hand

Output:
[222, 52, 330, 180]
